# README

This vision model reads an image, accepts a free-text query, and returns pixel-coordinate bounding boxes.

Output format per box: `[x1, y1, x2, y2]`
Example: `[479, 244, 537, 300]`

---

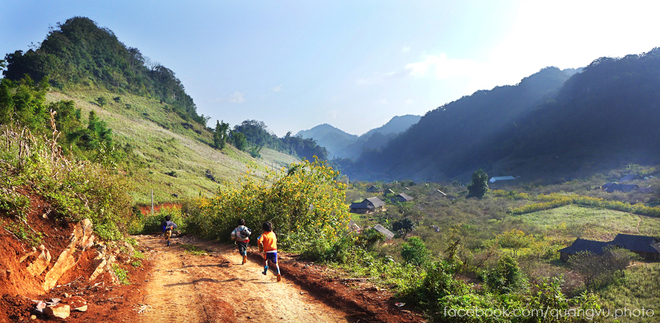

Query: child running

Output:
[161, 215, 178, 247]
[230, 219, 252, 264]
[257, 221, 281, 282]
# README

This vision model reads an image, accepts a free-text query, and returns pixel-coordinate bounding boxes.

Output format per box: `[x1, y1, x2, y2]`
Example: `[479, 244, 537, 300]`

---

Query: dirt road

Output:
[134, 235, 350, 322]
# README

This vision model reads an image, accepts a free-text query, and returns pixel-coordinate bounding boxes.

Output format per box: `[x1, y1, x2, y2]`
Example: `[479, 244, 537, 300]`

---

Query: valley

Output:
[1, 13, 659, 323]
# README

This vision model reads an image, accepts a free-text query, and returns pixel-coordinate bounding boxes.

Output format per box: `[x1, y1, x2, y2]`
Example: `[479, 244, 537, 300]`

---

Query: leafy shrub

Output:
[112, 264, 129, 285]
[483, 254, 524, 293]
[199, 159, 350, 250]
[0, 125, 132, 240]
[401, 237, 429, 266]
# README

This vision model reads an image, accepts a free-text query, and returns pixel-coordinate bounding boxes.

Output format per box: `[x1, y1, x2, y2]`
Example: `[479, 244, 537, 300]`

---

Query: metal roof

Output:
[558, 238, 610, 255]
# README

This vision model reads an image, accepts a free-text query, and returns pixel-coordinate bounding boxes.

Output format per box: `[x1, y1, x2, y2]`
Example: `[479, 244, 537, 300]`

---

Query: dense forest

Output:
[3, 17, 206, 125]
[503, 49, 660, 158]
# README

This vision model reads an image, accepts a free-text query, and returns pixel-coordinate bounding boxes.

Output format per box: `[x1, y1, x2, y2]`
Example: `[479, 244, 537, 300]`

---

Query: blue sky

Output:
[3, 1, 660, 136]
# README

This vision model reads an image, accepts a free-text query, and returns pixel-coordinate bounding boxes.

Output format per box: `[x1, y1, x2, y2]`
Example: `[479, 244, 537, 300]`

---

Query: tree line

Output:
[212, 119, 329, 161]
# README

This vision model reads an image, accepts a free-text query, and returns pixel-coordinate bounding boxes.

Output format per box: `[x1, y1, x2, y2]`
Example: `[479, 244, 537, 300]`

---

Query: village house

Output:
[366, 185, 382, 193]
[349, 197, 386, 214]
[559, 234, 660, 261]
[393, 193, 414, 203]
[372, 224, 395, 240]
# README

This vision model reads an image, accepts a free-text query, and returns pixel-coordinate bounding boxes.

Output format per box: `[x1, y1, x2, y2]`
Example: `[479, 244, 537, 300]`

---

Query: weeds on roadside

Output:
[112, 264, 130, 285]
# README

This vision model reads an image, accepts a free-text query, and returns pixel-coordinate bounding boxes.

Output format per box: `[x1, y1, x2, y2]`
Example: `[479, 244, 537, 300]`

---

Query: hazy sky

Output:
[2, 1, 660, 136]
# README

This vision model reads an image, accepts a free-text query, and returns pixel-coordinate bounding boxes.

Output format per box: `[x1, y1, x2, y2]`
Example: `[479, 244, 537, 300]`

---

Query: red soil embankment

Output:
[138, 203, 181, 215]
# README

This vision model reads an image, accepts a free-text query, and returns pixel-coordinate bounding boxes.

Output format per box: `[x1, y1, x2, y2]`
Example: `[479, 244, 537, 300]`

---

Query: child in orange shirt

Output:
[257, 221, 281, 282]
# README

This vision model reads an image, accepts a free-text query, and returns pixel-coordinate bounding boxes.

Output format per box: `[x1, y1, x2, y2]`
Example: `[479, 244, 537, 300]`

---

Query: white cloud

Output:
[402, 46, 410, 53]
[380, 99, 388, 105]
[405, 53, 479, 79]
[228, 91, 245, 104]
[406, 98, 414, 105]
[272, 84, 282, 92]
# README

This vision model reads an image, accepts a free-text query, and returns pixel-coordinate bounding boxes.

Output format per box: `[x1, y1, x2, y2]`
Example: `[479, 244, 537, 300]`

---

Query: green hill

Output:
[1, 16, 300, 205]
[45, 90, 298, 205]
[4, 16, 205, 125]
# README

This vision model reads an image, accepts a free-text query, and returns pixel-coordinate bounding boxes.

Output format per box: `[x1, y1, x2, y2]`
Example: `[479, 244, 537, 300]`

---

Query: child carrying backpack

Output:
[161, 215, 178, 247]
[231, 219, 252, 264]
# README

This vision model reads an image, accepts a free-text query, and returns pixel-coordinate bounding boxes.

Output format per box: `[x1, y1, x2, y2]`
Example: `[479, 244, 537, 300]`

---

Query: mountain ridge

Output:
[297, 114, 420, 159]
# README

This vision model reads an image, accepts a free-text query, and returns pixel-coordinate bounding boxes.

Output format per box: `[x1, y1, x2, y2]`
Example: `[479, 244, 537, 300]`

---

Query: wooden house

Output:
[366, 185, 382, 193]
[393, 193, 414, 203]
[373, 224, 395, 240]
[349, 197, 386, 214]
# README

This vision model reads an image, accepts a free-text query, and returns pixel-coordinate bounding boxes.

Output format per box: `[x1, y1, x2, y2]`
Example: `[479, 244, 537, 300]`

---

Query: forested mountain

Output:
[504, 50, 660, 159]
[296, 124, 358, 158]
[348, 49, 660, 182]
[3, 17, 206, 125]
[346, 66, 579, 181]
[342, 114, 421, 159]
[297, 115, 420, 159]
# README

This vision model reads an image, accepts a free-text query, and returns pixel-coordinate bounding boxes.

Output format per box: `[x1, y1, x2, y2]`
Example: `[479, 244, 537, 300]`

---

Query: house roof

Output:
[365, 197, 385, 208]
[559, 234, 660, 256]
[489, 176, 515, 183]
[373, 224, 395, 239]
[610, 234, 660, 254]
[558, 238, 610, 255]
[397, 193, 414, 201]
[366, 185, 381, 192]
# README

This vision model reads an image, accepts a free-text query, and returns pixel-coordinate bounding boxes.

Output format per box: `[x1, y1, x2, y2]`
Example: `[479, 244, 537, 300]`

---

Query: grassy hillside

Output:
[46, 90, 298, 204]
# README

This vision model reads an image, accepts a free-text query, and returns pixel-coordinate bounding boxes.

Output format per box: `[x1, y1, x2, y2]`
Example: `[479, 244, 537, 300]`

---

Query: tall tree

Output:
[467, 169, 489, 198]
[213, 120, 229, 149]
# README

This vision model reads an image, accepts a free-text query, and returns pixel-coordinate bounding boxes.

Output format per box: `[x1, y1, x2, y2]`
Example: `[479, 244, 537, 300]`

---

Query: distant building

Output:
[366, 185, 382, 193]
[559, 234, 660, 261]
[349, 197, 386, 214]
[489, 176, 515, 183]
[393, 193, 414, 202]
[558, 239, 611, 261]
[373, 224, 395, 240]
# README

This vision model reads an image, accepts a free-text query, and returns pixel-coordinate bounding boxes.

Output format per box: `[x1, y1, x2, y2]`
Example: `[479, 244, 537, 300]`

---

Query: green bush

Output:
[112, 264, 129, 285]
[483, 254, 524, 293]
[0, 125, 132, 241]
[401, 237, 429, 266]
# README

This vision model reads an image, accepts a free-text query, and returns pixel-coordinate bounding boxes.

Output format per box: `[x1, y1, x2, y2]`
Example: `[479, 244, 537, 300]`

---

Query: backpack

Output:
[233, 225, 251, 241]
